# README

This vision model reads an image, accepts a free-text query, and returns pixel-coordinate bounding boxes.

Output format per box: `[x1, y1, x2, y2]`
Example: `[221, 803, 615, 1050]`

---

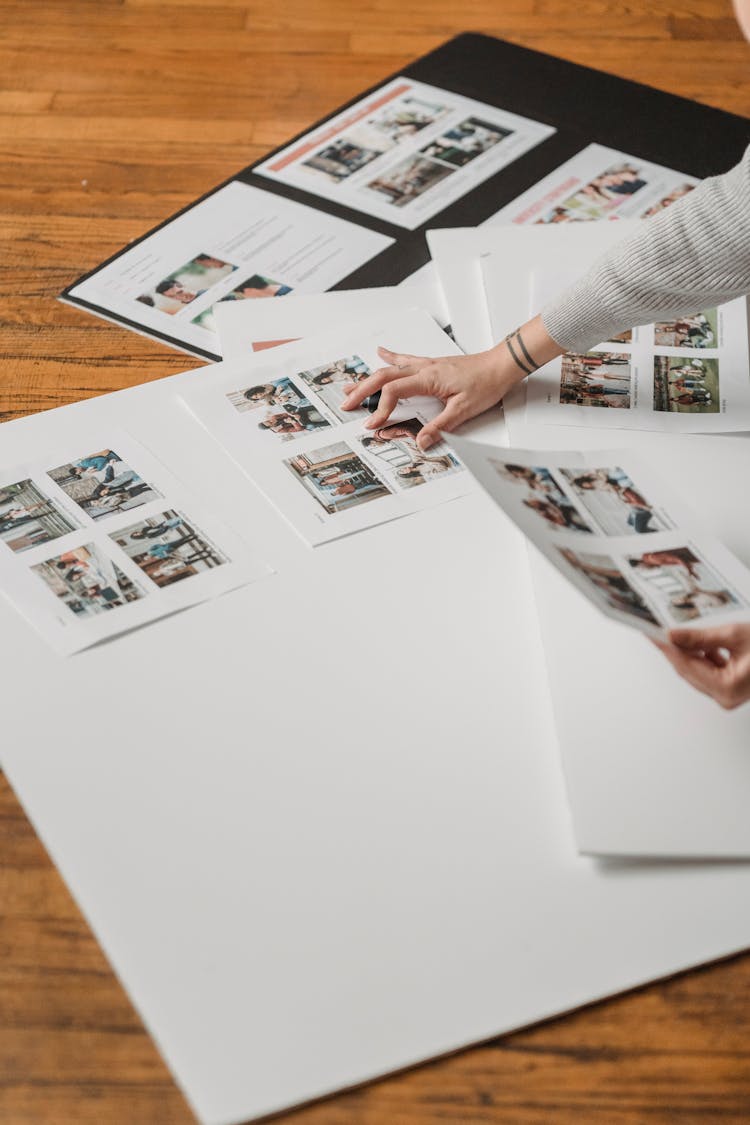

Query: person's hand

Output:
[340, 345, 512, 450]
[652, 623, 750, 710]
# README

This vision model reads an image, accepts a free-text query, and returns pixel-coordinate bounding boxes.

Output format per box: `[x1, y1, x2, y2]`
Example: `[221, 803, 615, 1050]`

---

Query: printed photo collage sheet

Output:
[481, 143, 750, 433]
[449, 434, 750, 639]
[0, 432, 270, 654]
[180, 311, 474, 546]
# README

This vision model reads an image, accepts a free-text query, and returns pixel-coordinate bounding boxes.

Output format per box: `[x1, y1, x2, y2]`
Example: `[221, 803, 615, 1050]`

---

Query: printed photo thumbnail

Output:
[303, 137, 385, 183]
[490, 460, 594, 533]
[32, 543, 145, 618]
[136, 253, 237, 315]
[0, 479, 80, 554]
[357, 418, 464, 490]
[535, 162, 649, 223]
[285, 441, 392, 515]
[226, 375, 329, 440]
[627, 546, 742, 624]
[48, 449, 162, 521]
[558, 547, 659, 626]
[559, 351, 632, 409]
[654, 310, 717, 349]
[640, 182, 694, 218]
[364, 154, 455, 209]
[192, 274, 294, 333]
[296, 354, 372, 421]
[653, 356, 720, 413]
[367, 95, 449, 142]
[419, 117, 512, 168]
[109, 509, 229, 588]
[559, 467, 672, 536]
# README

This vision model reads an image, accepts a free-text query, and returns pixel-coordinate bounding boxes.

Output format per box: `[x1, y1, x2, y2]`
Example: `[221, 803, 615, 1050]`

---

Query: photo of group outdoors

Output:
[109, 510, 228, 588]
[654, 310, 718, 349]
[357, 418, 464, 490]
[653, 355, 720, 413]
[301, 94, 449, 185]
[626, 546, 743, 624]
[559, 351, 632, 408]
[0, 479, 79, 554]
[418, 117, 513, 167]
[191, 274, 294, 333]
[285, 442, 392, 515]
[135, 253, 237, 316]
[558, 547, 660, 626]
[535, 161, 650, 223]
[48, 449, 162, 520]
[559, 467, 672, 536]
[490, 460, 595, 533]
[32, 543, 144, 619]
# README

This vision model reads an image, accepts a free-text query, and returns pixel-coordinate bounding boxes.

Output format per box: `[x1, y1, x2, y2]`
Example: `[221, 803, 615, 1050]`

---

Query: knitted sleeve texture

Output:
[541, 145, 750, 353]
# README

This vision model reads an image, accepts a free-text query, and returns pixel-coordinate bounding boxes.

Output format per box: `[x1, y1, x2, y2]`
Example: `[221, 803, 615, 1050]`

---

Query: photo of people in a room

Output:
[109, 509, 228, 587]
[136, 253, 237, 315]
[558, 547, 660, 625]
[48, 449, 162, 521]
[191, 274, 294, 333]
[653, 355, 720, 413]
[559, 351, 632, 408]
[654, 310, 717, 349]
[419, 117, 512, 167]
[366, 95, 449, 141]
[365, 154, 455, 208]
[489, 459, 594, 533]
[285, 442, 391, 514]
[627, 546, 741, 623]
[303, 137, 385, 183]
[32, 543, 144, 617]
[358, 418, 463, 489]
[536, 162, 649, 222]
[296, 354, 372, 420]
[0, 479, 79, 553]
[559, 466, 672, 536]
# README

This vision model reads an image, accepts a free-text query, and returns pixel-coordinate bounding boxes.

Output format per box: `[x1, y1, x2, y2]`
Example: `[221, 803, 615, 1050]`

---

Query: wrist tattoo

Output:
[504, 328, 541, 377]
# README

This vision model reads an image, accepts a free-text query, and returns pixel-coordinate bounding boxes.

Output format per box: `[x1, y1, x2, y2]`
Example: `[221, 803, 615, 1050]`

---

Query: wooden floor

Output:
[2, 2, 750, 1122]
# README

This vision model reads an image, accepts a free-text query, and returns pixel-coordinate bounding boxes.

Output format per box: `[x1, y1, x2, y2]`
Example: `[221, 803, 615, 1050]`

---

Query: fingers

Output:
[655, 632, 749, 709]
[668, 624, 741, 653]
[416, 399, 469, 450]
[364, 375, 426, 428]
[657, 640, 726, 700]
[340, 348, 427, 410]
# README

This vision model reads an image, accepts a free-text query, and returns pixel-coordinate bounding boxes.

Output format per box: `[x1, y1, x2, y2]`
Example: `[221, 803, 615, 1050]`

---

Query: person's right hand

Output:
[652, 623, 750, 710]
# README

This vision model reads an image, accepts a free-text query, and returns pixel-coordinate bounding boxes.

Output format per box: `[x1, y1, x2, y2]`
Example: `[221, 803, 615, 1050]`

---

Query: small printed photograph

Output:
[0, 479, 80, 554]
[535, 162, 649, 223]
[296, 354, 372, 421]
[109, 509, 228, 588]
[627, 546, 741, 624]
[653, 355, 720, 413]
[559, 467, 671, 536]
[607, 329, 633, 345]
[192, 273, 294, 332]
[302, 137, 385, 183]
[640, 182, 695, 218]
[285, 441, 391, 515]
[558, 547, 659, 626]
[48, 449, 162, 521]
[136, 253, 237, 316]
[227, 375, 306, 414]
[357, 418, 463, 490]
[32, 543, 144, 618]
[419, 117, 512, 167]
[364, 154, 455, 208]
[559, 351, 632, 408]
[654, 310, 717, 349]
[489, 459, 594, 533]
[367, 95, 449, 142]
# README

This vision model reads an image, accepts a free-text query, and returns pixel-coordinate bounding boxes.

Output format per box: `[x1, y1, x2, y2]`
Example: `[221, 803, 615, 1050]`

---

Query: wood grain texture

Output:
[1, 2, 750, 1122]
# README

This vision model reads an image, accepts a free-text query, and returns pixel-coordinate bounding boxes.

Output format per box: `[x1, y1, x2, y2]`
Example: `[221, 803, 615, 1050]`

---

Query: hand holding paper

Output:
[654, 623, 750, 710]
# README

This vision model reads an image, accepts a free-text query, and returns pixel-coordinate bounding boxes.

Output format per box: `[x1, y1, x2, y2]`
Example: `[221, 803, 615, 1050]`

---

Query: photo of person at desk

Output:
[341, 141, 750, 708]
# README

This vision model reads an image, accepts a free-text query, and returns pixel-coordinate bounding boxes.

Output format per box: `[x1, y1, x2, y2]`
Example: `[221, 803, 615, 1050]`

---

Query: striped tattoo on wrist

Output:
[504, 329, 540, 377]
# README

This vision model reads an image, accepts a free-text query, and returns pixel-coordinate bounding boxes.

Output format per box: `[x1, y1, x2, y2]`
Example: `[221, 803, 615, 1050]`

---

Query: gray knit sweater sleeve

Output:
[541, 144, 750, 353]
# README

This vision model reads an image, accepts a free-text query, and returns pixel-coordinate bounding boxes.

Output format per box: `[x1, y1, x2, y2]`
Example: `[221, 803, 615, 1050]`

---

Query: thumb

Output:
[417, 399, 466, 451]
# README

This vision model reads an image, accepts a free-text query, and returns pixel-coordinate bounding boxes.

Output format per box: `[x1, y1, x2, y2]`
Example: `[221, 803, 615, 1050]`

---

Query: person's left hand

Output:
[652, 622, 750, 710]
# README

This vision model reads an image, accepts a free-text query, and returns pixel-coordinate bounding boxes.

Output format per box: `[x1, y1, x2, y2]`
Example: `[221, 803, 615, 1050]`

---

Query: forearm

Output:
[541, 145, 750, 353]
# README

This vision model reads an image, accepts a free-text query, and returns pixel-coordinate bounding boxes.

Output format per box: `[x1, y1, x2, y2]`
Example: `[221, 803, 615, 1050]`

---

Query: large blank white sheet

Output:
[4, 361, 750, 1125]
